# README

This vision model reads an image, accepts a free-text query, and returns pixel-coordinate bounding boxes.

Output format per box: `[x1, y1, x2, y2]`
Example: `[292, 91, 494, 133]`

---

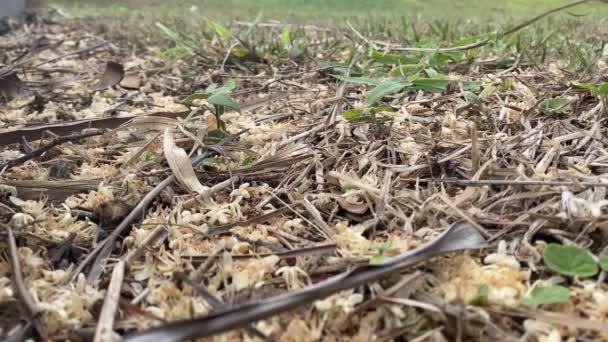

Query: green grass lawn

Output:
[53, 0, 608, 24]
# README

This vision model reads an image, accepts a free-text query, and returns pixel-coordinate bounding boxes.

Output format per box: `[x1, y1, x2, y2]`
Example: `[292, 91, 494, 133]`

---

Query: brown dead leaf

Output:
[337, 195, 369, 214]
[163, 128, 207, 194]
[90, 61, 125, 92]
[120, 73, 141, 90]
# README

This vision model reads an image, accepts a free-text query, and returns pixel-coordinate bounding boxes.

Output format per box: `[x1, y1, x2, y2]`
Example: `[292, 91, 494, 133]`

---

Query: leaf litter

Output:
[0, 2, 608, 341]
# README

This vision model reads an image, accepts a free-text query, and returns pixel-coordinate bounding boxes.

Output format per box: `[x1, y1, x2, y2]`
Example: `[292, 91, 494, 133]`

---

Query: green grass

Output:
[48, 0, 607, 75]
[53, 0, 608, 24]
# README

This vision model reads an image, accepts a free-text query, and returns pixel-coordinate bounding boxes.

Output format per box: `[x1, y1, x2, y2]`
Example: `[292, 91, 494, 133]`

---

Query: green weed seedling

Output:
[187, 79, 241, 138]
[543, 243, 598, 278]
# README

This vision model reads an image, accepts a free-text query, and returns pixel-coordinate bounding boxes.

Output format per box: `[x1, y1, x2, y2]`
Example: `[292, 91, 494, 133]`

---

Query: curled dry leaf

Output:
[163, 128, 208, 194]
[90, 61, 125, 92]
[336, 194, 369, 214]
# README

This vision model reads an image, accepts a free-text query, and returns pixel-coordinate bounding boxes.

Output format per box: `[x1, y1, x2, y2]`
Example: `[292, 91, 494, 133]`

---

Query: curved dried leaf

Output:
[163, 128, 207, 194]
[91, 61, 125, 92]
[336, 196, 368, 214]
[117, 116, 179, 131]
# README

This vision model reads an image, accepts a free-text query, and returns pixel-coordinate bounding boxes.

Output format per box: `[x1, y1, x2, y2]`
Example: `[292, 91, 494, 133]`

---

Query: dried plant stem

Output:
[93, 260, 125, 342]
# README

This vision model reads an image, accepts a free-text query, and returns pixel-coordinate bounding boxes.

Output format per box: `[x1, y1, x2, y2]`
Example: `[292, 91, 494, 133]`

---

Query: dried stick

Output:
[6, 225, 40, 318]
[4, 224, 43, 339]
[93, 260, 125, 342]
[93, 225, 167, 341]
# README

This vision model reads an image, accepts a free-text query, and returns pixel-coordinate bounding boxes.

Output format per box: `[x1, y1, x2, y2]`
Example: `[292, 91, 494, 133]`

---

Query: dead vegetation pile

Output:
[1, 5, 608, 341]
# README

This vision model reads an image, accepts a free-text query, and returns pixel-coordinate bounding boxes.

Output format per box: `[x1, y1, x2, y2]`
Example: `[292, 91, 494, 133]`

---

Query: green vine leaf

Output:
[543, 244, 598, 277]
[365, 79, 411, 105]
[521, 285, 571, 306]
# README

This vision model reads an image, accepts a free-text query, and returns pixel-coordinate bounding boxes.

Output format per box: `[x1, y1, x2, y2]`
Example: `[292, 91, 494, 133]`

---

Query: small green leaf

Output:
[376, 241, 391, 254]
[463, 91, 480, 103]
[332, 75, 381, 86]
[452, 32, 493, 47]
[369, 254, 386, 265]
[410, 79, 450, 92]
[242, 156, 255, 166]
[142, 151, 154, 162]
[208, 92, 241, 113]
[521, 285, 571, 306]
[208, 129, 228, 139]
[428, 52, 464, 68]
[370, 105, 395, 114]
[543, 243, 598, 277]
[479, 85, 496, 98]
[155, 22, 181, 41]
[365, 79, 411, 105]
[389, 64, 423, 77]
[200, 158, 225, 166]
[598, 83, 608, 96]
[369, 50, 418, 65]
[500, 79, 514, 91]
[281, 26, 291, 49]
[206, 83, 219, 94]
[232, 47, 251, 58]
[185, 93, 208, 102]
[462, 81, 483, 92]
[340, 182, 356, 192]
[539, 98, 571, 114]
[221, 79, 237, 92]
[603, 44, 608, 57]
[370, 241, 391, 265]
[342, 109, 365, 120]
[206, 79, 236, 95]
[572, 81, 600, 94]
[599, 251, 608, 272]
[208, 20, 233, 40]
[424, 68, 441, 78]
[469, 284, 489, 305]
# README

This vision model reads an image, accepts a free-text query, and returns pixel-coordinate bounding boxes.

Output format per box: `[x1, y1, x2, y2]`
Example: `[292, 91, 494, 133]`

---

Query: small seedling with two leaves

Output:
[342, 105, 395, 136]
[186, 79, 241, 138]
[369, 241, 392, 265]
[469, 284, 489, 305]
